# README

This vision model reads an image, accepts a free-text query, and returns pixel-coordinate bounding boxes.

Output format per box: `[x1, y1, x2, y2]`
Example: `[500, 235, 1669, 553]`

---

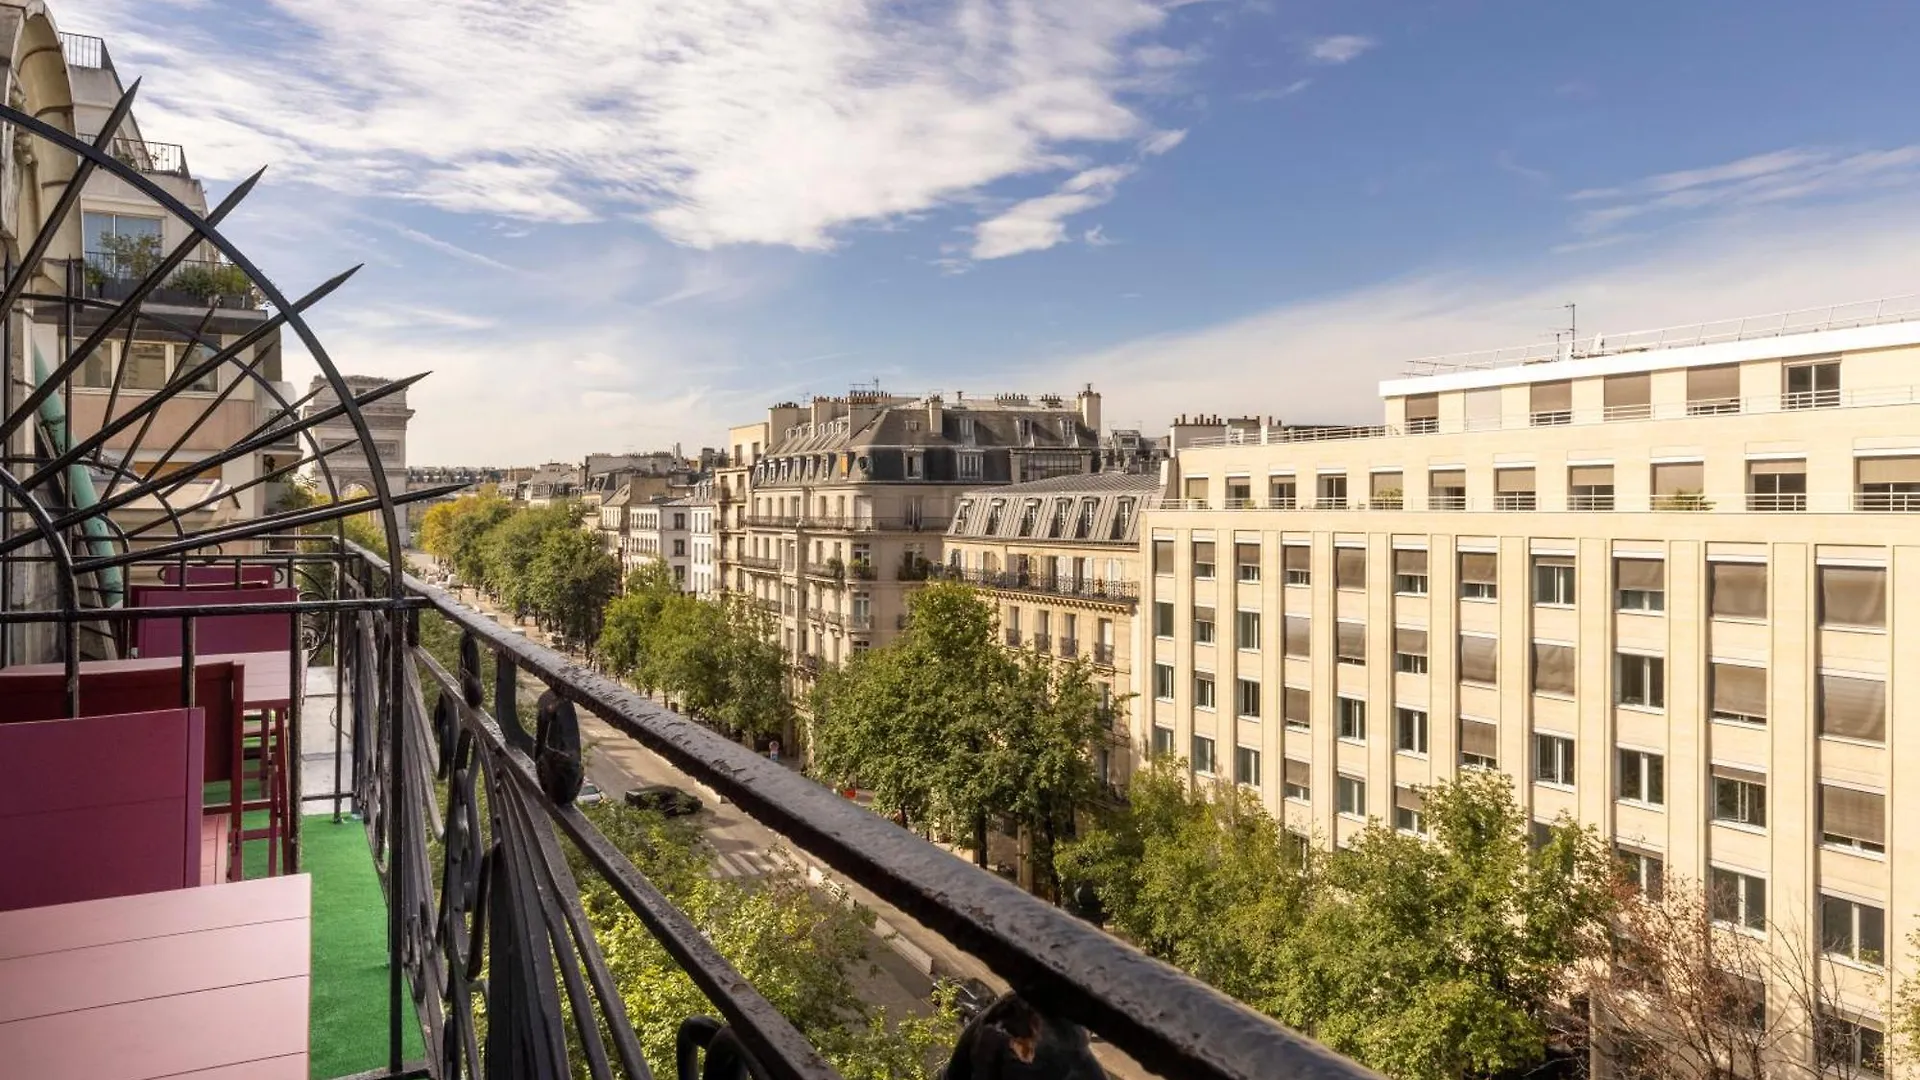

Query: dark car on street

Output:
[624, 784, 702, 817]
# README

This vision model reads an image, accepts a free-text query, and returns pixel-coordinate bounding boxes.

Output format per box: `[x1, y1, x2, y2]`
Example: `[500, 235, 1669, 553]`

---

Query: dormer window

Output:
[960, 416, 976, 442]
[985, 499, 1005, 533]
[955, 500, 972, 531]
[958, 451, 983, 480]
[1050, 500, 1071, 538]
[1110, 498, 1135, 540]
[905, 452, 924, 480]
[1077, 499, 1096, 539]
[906, 419, 921, 432]
[1018, 499, 1042, 537]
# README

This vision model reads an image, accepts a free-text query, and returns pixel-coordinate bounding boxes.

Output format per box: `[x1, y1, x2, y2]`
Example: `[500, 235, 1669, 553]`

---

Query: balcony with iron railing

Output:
[60, 31, 111, 69]
[1092, 641, 1116, 666]
[936, 564, 1140, 604]
[742, 513, 949, 533]
[80, 134, 191, 178]
[1058, 637, 1079, 659]
[82, 249, 264, 310]
[1159, 488, 1920, 515]
[1031, 632, 1051, 654]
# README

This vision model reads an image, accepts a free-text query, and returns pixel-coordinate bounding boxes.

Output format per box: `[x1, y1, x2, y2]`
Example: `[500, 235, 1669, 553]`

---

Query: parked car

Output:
[575, 781, 605, 806]
[624, 784, 702, 817]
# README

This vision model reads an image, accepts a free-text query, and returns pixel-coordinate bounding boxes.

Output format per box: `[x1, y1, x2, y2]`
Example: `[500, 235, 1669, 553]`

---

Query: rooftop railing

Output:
[79, 135, 191, 178]
[1401, 293, 1920, 377]
[59, 31, 110, 69]
[936, 564, 1141, 603]
[1158, 489, 1920, 515]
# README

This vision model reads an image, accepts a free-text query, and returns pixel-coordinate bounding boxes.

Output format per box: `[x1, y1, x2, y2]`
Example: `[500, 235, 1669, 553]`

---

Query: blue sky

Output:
[69, 0, 1920, 463]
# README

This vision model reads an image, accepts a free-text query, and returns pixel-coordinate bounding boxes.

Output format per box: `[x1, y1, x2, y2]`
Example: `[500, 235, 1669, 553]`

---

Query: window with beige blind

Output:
[1428, 468, 1466, 510]
[1856, 455, 1920, 511]
[1464, 387, 1503, 430]
[1284, 687, 1311, 731]
[1284, 616, 1311, 658]
[1236, 541, 1261, 582]
[1268, 475, 1297, 509]
[1460, 718, 1498, 768]
[1569, 464, 1615, 510]
[1283, 545, 1310, 585]
[1686, 364, 1740, 415]
[1459, 551, 1498, 599]
[1651, 461, 1707, 510]
[1494, 468, 1536, 511]
[1459, 634, 1497, 685]
[1820, 785, 1885, 854]
[1603, 372, 1652, 420]
[1616, 558, 1664, 611]
[1370, 471, 1404, 509]
[1819, 673, 1886, 743]
[1533, 554, 1575, 605]
[1283, 758, 1311, 801]
[1404, 393, 1440, 433]
[1394, 626, 1428, 674]
[1152, 538, 1173, 575]
[1335, 620, 1366, 665]
[1709, 561, 1767, 619]
[1394, 785, 1427, 834]
[1710, 662, 1767, 725]
[1819, 566, 1885, 628]
[1182, 476, 1208, 506]
[1529, 380, 1572, 425]
[1532, 642, 1575, 696]
[1335, 546, 1367, 589]
[1192, 606, 1215, 644]
[1393, 549, 1428, 595]
[1192, 540, 1216, 579]
[1747, 459, 1807, 512]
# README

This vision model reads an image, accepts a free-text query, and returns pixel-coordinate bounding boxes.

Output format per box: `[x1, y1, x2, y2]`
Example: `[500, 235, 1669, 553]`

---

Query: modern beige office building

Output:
[942, 472, 1163, 793]
[1141, 303, 1919, 1074]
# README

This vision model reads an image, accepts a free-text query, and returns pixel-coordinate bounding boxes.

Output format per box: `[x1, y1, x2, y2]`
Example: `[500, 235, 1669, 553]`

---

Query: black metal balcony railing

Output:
[1058, 637, 1079, 659]
[935, 565, 1140, 603]
[1031, 632, 1052, 654]
[742, 513, 801, 528]
[1005, 628, 1022, 646]
[79, 135, 190, 178]
[60, 31, 110, 69]
[83, 250, 262, 309]
[1092, 641, 1115, 666]
[847, 562, 877, 581]
[738, 553, 779, 570]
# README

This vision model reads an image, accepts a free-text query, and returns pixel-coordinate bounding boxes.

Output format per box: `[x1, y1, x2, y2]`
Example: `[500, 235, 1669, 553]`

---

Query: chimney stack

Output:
[1076, 383, 1102, 434]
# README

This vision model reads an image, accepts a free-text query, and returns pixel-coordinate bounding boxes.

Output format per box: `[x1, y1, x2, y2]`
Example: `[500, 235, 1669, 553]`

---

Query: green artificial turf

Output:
[252, 816, 425, 1079]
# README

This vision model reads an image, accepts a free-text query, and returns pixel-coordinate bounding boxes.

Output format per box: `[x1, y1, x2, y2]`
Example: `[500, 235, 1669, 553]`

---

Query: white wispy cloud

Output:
[1569, 145, 1920, 233]
[971, 164, 1137, 259]
[74, 0, 1185, 255]
[1240, 78, 1311, 102]
[1307, 34, 1375, 64]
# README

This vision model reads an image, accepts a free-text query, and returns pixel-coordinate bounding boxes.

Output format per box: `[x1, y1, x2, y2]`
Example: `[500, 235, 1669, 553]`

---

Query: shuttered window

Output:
[1336, 621, 1366, 664]
[1819, 674, 1886, 742]
[1820, 785, 1886, 853]
[1819, 566, 1886, 628]
[1459, 634, 1497, 685]
[1284, 687, 1311, 730]
[1283, 758, 1311, 800]
[1464, 387, 1502, 429]
[1460, 719, 1498, 765]
[1651, 462, 1705, 507]
[1604, 373, 1652, 418]
[1284, 616, 1311, 658]
[1687, 364, 1740, 413]
[1335, 547, 1367, 589]
[1530, 380, 1572, 423]
[1394, 627, 1428, 658]
[1460, 551, 1498, 598]
[1394, 549, 1428, 594]
[1709, 562, 1767, 619]
[1405, 393, 1439, 433]
[1710, 663, 1767, 725]
[1532, 642, 1576, 696]
[1428, 469, 1466, 509]
[1283, 545, 1310, 584]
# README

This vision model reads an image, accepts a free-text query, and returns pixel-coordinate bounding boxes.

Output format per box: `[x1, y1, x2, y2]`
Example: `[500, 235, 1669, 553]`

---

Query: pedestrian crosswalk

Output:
[709, 849, 783, 879]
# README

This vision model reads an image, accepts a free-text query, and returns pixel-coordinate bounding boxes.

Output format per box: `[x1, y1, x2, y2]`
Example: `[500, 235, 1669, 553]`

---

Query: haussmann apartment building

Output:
[1139, 301, 1920, 1075]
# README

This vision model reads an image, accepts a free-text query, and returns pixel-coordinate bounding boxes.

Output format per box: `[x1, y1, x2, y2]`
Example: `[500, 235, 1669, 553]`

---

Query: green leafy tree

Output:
[528, 525, 621, 648]
[642, 593, 728, 718]
[714, 595, 793, 742]
[987, 651, 1109, 900]
[478, 502, 578, 617]
[597, 561, 683, 692]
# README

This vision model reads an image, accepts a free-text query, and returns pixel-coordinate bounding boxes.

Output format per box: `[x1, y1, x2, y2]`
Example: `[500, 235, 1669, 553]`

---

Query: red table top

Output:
[0, 874, 311, 1078]
[1, 651, 299, 711]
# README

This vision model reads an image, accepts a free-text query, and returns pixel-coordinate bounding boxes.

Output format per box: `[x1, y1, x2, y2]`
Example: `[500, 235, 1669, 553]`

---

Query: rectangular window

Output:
[1686, 363, 1741, 414]
[1283, 545, 1310, 585]
[1459, 551, 1497, 599]
[1334, 546, 1366, 590]
[1464, 387, 1502, 430]
[1235, 745, 1261, 788]
[1617, 748, 1665, 805]
[1193, 606, 1216, 644]
[1494, 468, 1536, 510]
[957, 452, 982, 480]
[1235, 542, 1260, 581]
[1283, 615, 1310, 658]
[1459, 633, 1497, 685]
[1530, 380, 1572, 425]
[1820, 673, 1887, 742]
[1532, 555, 1575, 605]
[1394, 707, 1428, 755]
[1822, 896, 1886, 965]
[1819, 566, 1886, 629]
[1154, 602, 1174, 638]
[1225, 478, 1252, 507]
[1617, 653, 1665, 709]
[1532, 642, 1576, 697]
[1821, 785, 1886, 855]
[1856, 455, 1920, 511]
[1616, 558, 1665, 612]
[1617, 847, 1664, 899]
[1191, 735, 1217, 775]
[1394, 786, 1426, 834]
[1236, 609, 1260, 649]
[1284, 687, 1310, 731]
[1710, 662, 1767, 725]
[1393, 549, 1428, 594]
[1785, 358, 1841, 409]
[1568, 464, 1615, 511]
[1712, 766, 1768, 828]
[1393, 626, 1428, 674]
[1534, 733, 1575, 786]
[1192, 541, 1216, 579]
[1747, 459, 1808, 512]
[1650, 461, 1706, 510]
[1269, 476, 1297, 509]
[1193, 672, 1216, 710]
[1709, 561, 1767, 619]
[1460, 718, 1498, 769]
[1602, 373, 1651, 420]
[1283, 759, 1310, 802]
[1817, 1013, 1886, 1075]
[1337, 697, 1367, 741]
[1335, 621, 1366, 666]
[1152, 538, 1174, 574]
[1151, 724, 1175, 757]
[1153, 663, 1175, 701]
[1369, 471, 1404, 509]
[1428, 468, 1466, 510]
[1710, 867, 1767, 931]
[1404, 393, 1439, 433]
[1336, 775, 1366, 818]
[1237, 678, 1261, 719]
[1316, 473, 1348, 509]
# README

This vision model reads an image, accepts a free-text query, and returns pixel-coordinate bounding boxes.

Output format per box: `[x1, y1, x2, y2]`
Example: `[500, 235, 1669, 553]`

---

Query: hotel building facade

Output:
[1139, 306, 1920, 1071]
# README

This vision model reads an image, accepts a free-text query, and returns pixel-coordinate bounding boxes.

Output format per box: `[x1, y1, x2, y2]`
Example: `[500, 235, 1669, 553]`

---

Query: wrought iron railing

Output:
[935, 565, 1140, 603]
[79, 135, 190, 178]
[60, 31, 110, 69]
